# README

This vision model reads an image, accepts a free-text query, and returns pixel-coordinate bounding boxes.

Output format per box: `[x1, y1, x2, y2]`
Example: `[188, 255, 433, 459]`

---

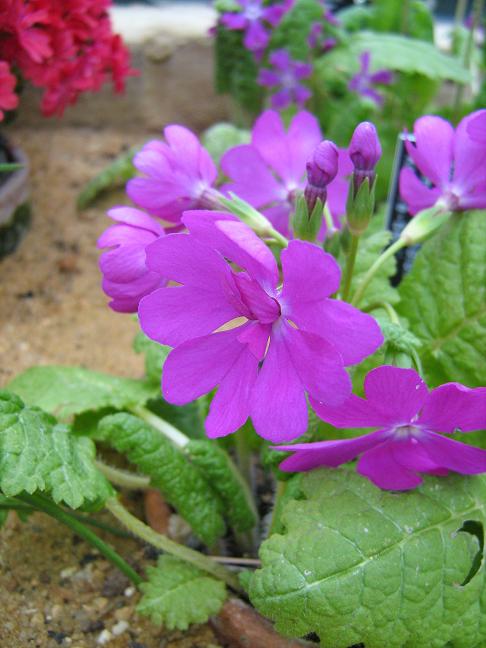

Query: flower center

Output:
[244, 2, 262, 21]
[392, 424, 422, 439]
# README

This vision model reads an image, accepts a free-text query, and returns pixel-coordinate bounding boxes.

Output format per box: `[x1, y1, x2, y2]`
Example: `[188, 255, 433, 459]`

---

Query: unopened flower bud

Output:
[349, 121, 381, 190]
[346, 122, 381, 236]
[304, 140, 339, 214]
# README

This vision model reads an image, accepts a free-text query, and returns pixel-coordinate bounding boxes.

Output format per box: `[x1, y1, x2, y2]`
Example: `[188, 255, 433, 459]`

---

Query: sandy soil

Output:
[0, 126, 221, 648]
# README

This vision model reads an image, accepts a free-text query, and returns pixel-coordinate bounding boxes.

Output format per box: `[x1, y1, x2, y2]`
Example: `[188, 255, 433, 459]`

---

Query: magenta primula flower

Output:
[138, 211, 383, 442]
[307, 22, 336, 52]
[399, 111, 486, 215]
[126, 125, 219, 228]
[221, 110, 352, 237]
[348, 51, 393, 107]
[276, 365, 486, 490]
[220, 0, 290, 53]
[467, 109, 486, 144]
[258, 49, 313, 110]
[98, 207, 166, 313]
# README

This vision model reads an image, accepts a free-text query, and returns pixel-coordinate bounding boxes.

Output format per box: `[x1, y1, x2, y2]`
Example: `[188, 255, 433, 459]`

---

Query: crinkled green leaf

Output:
[201, 123, 250, 165]
[250, 468, 486, 647]
[398, 212, 486, 387]
[347, 213, 399, 309]
[353, 32, 468, 81]
[0, 391, 113, 509]
[133, 332, 171, 386]
[97, 413, 225, 546]
[7, 366, 158, 420]
[138, 555, 226, 630]
[148, 398, 206, 440]
[186, 440, 257, 532]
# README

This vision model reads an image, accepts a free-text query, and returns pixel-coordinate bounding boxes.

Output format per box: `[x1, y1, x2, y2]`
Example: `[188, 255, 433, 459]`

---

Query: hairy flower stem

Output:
[130, 405, 189, 448]
[341, 234, 360, 302]
[400, 0, 410, 34]
[95, 460, 151, 490]
[105, 497, 243, 592]
[234, 430, 258, 554]
[351, 238, 406, 307]
[268, 481, 287, 537]
[18, 493, 142, 586]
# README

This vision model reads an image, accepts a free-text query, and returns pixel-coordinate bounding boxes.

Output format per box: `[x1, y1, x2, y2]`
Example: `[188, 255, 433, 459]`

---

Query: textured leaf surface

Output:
[138, 555, 226, 630]
[270, 0, 324, 59]
[8, 366, 157, 420]
[250, 468, 486, 648]
[133, 332, 170, 386]
[186, 440, 257, 532]
[350, 32, 469, 81]
[202, 123, 250, 165]
[0, 391, 113, 508]
[77, 147, 137, 210]
[98, 413, 226, 545]
[398, 212, 486, 387]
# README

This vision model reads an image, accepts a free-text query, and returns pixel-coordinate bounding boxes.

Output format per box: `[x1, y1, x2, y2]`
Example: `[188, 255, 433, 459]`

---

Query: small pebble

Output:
[124, 586, 135, 598]
[112, 620, 129, 636]
[97, 629, 113, 645]
[114, 606, 132, 622]
[60, 566, 77, 580]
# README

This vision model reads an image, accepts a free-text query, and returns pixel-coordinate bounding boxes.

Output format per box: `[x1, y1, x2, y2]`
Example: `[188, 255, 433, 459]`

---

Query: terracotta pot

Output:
[0, 137, 31, 259]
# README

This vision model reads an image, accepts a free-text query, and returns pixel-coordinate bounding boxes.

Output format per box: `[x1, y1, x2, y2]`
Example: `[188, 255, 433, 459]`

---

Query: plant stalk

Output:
[130, 405, 189, 448]
[454, 0, 484, 116]
[341, 234, 360, 302]
[351, 238, 406, 307]
[105, 497, 243, 592]
[17, 493, 142, 586]
[95, 460, 151, 490]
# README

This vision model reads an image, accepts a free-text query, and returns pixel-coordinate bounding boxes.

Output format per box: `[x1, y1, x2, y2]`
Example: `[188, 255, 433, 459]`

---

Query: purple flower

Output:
[276, 365, 486, 490]
[126, 125, 218, 229]
[220, 0, 290, 53]
[304, 140, 339, 213]
[221, 110, 351, 237]
[348, 52, 393, 107]
[98, 207, 166, 313]
[138, 211, 383, 442]
[399, 112, 486, 215]
[320, 0, 339, 26]
[258, 49, 313, 110]
[467, 109, 486, 145]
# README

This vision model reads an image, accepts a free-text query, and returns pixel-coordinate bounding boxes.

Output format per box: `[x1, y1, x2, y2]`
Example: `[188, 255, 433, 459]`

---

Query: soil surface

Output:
[0, 126, 222, 648]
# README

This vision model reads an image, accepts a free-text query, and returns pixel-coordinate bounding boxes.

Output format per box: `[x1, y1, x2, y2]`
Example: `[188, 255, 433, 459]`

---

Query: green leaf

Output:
[397, 212, 486, 387]
[201, 123, 250, 165]
[76, 147, 137, 210]
[133, 332, 170, 386]
[138, 555, 226, 630]
[186, 440, 257, 532]
[250, 468, 486, 647]
[97, 413, 226, 546]
[270, 0, 324, 60]
[8, 366, 158, 420]
[354, 32, 468, 81]
[0, 391, 113, 509]
[347, 212, 399, 309]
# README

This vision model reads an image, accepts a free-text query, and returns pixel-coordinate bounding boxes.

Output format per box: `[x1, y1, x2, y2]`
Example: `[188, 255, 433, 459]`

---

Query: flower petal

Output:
[206, 347, 259, 438]
[357, 440, 423, 490]
[281, 239, 341, 303]
[399, 167, 441, 215]
[139, 285, 239, 347]
[418, 383, 486, 433]
[221, 145, 286, 207]
[406, 115, 454, 187]
[364, 366, 428, 423]
[422, 431, 486, 475]
[163, 328, 246, 404]
[250, 328, 308, 442]
[310, 393, 395, 428]
[276, 429, 387, 472]
[281, 323, 351, 406]
[452, 112, 486, 196]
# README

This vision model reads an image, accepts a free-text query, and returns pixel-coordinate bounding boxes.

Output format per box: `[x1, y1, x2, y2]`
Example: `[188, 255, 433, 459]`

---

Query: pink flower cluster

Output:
[0, 0, 135, 119]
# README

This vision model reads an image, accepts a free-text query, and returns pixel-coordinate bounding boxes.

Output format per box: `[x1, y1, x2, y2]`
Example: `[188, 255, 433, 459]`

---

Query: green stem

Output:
[400, 0, 410, 34]
[95, 460, 150, 490]
[351, 238, 406, 307]
[365, 301, 401, 325]
[341, 234, 360, 302]
[105, 497, 242, 592]
[233, 430, 257, 555]
[267, 228, 289, 249]
[269, 481, 287, 537]
[130, 405, 189, 449]
[17, 493, 142, 586]
[455, 0, 468, 27]
[454, 0, 484, 117]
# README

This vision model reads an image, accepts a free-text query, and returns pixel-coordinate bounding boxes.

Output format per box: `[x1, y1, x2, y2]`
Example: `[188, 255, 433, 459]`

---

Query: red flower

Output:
[0, 60, 19, 120]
